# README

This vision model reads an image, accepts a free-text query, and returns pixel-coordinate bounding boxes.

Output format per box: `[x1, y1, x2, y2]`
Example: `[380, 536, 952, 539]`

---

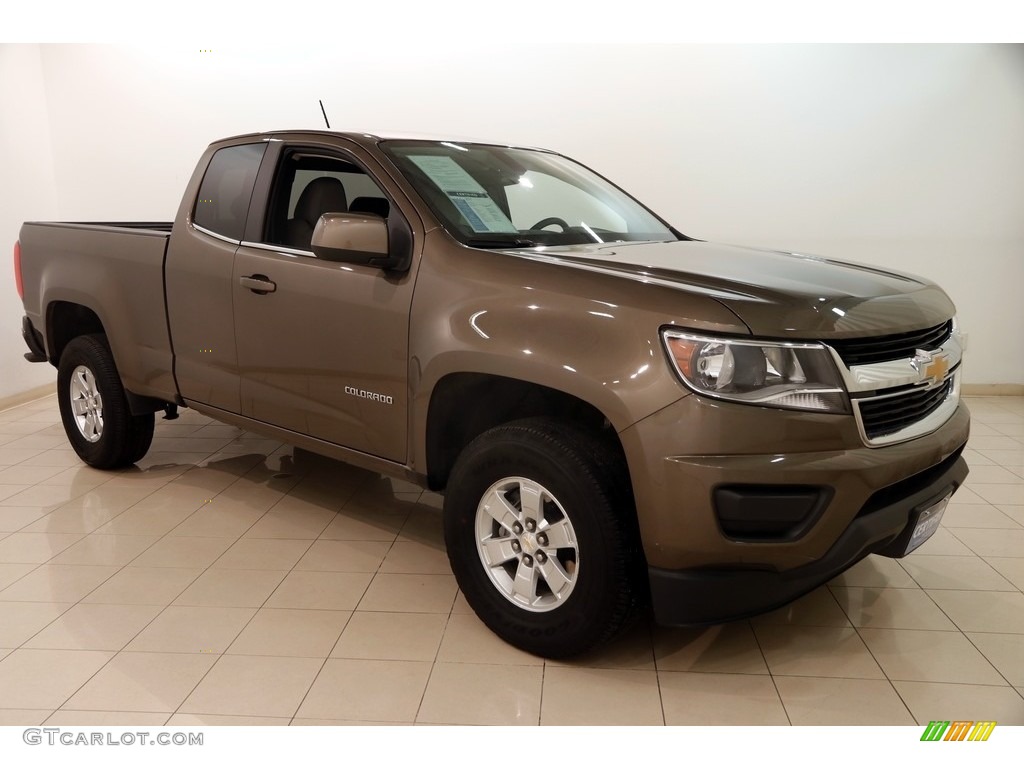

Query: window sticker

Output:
[409, 155, 518, 233]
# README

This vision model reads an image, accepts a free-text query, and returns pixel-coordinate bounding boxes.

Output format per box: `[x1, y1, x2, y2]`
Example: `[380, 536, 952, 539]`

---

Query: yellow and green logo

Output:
[920, 721, 996, 742]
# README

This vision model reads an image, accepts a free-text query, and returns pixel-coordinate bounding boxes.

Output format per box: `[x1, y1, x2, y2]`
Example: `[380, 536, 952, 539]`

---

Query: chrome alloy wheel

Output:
[474, 476, 580, 612]
[69, 364, 104, 443]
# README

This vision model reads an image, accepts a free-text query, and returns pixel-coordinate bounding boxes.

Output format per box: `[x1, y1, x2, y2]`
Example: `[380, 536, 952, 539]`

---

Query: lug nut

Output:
[536, 551, 547, 564]
[512, 523, 523, 535]
[537, 533, 548, 547]
[523, 555, 534, 567]
[511, 540, 521, 553]
[525, 520, 536, 532]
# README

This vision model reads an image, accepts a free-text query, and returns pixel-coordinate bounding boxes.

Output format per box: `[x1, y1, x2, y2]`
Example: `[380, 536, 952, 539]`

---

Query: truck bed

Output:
[18, 220, 178, 404]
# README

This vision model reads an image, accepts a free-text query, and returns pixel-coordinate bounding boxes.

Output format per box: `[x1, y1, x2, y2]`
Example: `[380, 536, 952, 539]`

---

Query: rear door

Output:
[231, 139, 419, 462]
[166, 142, 266, 412]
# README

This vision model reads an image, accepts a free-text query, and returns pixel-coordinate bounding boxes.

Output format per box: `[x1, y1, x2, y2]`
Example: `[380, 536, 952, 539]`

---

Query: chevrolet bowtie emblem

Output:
[911, 349, 950, 386]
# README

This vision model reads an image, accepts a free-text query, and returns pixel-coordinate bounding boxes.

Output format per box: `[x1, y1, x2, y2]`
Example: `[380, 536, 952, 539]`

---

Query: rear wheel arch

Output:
[46, 301, 105, 366]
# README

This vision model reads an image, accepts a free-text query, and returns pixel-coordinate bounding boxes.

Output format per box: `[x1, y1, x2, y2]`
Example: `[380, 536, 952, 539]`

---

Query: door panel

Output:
[232, 245, 413, 461]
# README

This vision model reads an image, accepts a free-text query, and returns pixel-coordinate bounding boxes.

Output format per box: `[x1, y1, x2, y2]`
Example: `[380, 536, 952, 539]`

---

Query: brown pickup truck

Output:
[15, 130, 969, 657]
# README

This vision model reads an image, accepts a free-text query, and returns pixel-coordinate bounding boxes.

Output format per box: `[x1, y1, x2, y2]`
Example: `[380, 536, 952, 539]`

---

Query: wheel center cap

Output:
[521, 532, 538, 554]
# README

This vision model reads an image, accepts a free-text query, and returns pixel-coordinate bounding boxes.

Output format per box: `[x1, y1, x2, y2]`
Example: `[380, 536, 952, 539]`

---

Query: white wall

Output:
[0, 45, 59, 401]
[2, 43, 1022, 394]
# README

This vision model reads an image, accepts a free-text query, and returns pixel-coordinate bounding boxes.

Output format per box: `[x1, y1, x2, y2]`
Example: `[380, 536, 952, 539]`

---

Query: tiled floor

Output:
[0, 394, 1022, 726]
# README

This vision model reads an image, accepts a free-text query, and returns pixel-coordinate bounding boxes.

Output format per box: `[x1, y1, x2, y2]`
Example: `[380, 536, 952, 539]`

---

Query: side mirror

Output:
[311, 212, 401, 269]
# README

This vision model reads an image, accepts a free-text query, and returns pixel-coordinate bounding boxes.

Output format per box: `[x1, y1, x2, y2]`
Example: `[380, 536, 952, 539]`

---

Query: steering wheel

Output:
[530, 217, 571, 231]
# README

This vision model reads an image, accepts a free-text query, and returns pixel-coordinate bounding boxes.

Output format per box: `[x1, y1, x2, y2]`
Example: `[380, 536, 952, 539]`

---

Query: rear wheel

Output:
[57, 334, 154, 469]
[444, 418, 643, 658]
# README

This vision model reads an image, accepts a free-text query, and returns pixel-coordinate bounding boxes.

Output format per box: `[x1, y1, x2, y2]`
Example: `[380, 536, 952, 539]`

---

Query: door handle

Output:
[240, 275, 276, 294]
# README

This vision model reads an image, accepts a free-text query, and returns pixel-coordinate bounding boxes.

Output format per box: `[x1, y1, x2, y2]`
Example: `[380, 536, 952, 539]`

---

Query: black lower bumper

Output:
[648, 449, 969, 626]
[22, 316, 47, 363]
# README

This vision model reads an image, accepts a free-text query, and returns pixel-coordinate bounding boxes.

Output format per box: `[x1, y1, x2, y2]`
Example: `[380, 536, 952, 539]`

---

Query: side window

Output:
[193, 143, 267, 241]
[265, 151, 391, 251]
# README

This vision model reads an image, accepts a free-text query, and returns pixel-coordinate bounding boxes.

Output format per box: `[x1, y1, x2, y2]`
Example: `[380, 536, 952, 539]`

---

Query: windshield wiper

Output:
[465, 236, 537, 249]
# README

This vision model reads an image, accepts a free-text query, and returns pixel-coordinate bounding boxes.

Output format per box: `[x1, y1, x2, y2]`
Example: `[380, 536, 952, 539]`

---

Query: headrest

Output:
[349, 196, 390, 219]
[294, 177, 348, 224]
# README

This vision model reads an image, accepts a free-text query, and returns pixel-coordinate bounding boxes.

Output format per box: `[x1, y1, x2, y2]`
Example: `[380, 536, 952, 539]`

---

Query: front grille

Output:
[830, 320, 952, 366]
[857, 379, 954, 439]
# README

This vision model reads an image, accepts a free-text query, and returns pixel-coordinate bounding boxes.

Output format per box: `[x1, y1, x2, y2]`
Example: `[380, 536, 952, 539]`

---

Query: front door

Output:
[231, 142, 418, 462]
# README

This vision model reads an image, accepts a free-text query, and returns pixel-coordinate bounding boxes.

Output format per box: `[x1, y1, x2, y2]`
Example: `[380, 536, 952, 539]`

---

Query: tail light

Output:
[13, 240, 23, 301]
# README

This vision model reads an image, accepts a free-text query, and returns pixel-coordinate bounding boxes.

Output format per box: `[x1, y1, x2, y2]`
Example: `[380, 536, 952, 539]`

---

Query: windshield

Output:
[380, 141, 679, 248]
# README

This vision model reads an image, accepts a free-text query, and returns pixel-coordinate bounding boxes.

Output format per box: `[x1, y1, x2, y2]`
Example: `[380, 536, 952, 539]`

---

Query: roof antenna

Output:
[318, 99, 331, 129]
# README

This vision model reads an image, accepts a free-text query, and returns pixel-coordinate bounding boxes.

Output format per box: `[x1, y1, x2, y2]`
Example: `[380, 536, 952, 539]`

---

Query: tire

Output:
[57, 334, 154, 469]
[443, 418, 644, 658]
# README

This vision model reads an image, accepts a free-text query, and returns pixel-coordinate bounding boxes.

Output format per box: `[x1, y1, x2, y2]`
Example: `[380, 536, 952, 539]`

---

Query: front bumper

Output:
[619, 393, 971, 626]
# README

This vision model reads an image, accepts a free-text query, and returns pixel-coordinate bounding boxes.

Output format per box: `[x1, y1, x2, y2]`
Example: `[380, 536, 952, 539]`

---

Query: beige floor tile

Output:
[541, 667, 663, 725]
[333, 611, 446, 662]
[0, 649, 113, 709]
[93, 508, 197, 537]
[985, 557, 1024, 589]
[266, 571, 372, 611]
[82, 567, 202, 606]
[177, 655, 319, 720]
[23, 506, 124, 534]
[0, 601, 71, 646]
[228, 608, 351, 657]
[45, 710, 170, 726]
[545, 621, 656, 670]
[130, 537, 233, 568]
[953, 528, 1024, 558]
[397, 506, 444, 546]
[0, 506, 50, 531]
[290, 718, 407, 726]
[126, 606, 255, 653]
[926, 590, 1024, 633]
[25, 604, 162, 651]
[434, 612, 541, 666]
[964, 465, 1024, 484]
[0, 465, 67, 485]
[379, 540, 451, 575]
[211, 538, 311, 570]
[0, 532, 84, 563]
[654, 622, 768, 674]
[418, 661, 542, 725]
[243, 502, 336, 540]
[893, 680, 1024, 725]
[169, 504, 266, 538]
[0, 485, 84, 508]
[859, 628, 1005, 684]
[166, 713, 289, 726]
[63, 651, 217, 712]
[293, 539, 391, 572]
[967, 633, 1024, 686]
[828, 554, 919, 588]
[0, 564, 118, 602]
[974, 449, 1024, 466]
[969, 484, 1024, 506]
[357, 573, 457, 614]
[296, 658, 432, 721]
[900, 555, 1017, 591]
[49, 535, 159, 566]
[172, 569, 286, 608]
[318, 510, 406, 541]
[1000, 506, 1024, 526]
[941, 503, 1021, 529]
[0, 709, 53, 725]
[755, 625, 884, 679]
[0, 563, 36, 590]
[660, 671, 789, 725]
[752, 585, 851, 627]
[773, 676, 915, 725]
[831, 587, 957, 630]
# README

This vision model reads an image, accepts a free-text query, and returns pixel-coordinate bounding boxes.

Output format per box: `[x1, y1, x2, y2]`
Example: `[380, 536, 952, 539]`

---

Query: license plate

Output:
[903, 495, 951, 555]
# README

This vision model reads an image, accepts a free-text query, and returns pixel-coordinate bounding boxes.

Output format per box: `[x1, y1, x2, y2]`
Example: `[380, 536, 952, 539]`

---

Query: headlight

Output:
[662, 330, 849, 413]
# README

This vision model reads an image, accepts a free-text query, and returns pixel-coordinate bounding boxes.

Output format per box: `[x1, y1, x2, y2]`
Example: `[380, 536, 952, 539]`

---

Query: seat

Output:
[349, 196, 390, 219]
[285, 177, 348, 250]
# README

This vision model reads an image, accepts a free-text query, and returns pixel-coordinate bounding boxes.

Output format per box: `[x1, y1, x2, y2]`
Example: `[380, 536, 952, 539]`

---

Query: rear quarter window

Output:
[193, 143, 267, 241]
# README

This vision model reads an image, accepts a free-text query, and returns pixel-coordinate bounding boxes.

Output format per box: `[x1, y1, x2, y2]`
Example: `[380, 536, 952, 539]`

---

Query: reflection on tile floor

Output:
[0, 394, 1022, 725]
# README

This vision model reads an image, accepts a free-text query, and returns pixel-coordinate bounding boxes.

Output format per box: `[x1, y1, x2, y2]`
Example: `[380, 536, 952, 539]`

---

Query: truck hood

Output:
[500, 240, 955, 338]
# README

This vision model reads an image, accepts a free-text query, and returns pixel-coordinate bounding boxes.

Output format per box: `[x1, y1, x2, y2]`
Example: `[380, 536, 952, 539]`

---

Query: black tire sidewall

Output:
[444, 424, 631, 657]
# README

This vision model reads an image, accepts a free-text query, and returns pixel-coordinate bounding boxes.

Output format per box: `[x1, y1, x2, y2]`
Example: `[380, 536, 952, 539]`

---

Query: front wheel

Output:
[444, 419, 643, 658]
[57, 334, 154, 469]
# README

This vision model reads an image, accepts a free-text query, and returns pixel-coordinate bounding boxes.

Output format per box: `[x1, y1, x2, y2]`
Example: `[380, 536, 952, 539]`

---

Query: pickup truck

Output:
[15, 130, 970, 657]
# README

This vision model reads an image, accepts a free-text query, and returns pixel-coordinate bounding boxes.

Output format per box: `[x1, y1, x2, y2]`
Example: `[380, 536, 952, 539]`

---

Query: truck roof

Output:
[212, 129, 552, 152]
